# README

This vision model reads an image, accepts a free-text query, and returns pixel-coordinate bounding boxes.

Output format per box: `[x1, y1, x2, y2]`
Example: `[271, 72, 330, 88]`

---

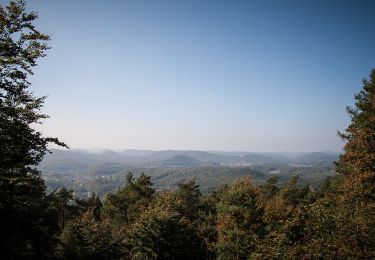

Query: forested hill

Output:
[40, 149, 337, 197]
[40, 148, 338, 170]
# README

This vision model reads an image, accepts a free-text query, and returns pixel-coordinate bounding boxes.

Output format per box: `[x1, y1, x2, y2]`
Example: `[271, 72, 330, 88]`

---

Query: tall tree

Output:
[337, 69, 375, 201]
[174, 179, 202, 222]
[333, 69, 375, 257]
[0, 0, 66, 257]
[303, 69, 375, 258]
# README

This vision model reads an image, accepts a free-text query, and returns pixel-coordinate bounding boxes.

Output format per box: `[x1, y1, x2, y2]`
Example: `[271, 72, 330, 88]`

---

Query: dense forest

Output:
[1, 1, 375, 259]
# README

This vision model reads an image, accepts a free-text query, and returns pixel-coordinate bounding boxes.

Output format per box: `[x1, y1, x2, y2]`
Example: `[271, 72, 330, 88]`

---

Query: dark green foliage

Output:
[259, 176, 279, 201]
[297, 69, 375, 259]
[336, 69, 375, 179]
[60, 212, 120, 260]
[80, 193, 103, 220]
[104, 172, 155, 228]
[336, 69, 375, 210]
[216, 177, 264, 259]
[49, 188, 74, 231]
[0, 0, 66, 258]
[126, 198, 205, 260]
[174, 179, 202, 222]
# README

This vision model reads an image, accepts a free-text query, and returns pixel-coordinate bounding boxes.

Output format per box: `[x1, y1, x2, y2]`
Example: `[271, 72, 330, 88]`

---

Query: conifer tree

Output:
[337, 69, 375, 201]
[334, 69, 375, 257]
[304, 69, 375, 258]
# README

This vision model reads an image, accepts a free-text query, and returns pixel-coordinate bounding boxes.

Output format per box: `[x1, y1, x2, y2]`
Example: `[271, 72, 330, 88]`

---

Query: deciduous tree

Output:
[0, 0, 66, 257]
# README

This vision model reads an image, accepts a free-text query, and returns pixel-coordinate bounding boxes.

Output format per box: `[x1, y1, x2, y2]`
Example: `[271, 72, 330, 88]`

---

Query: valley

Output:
[41, 149, 337, 197]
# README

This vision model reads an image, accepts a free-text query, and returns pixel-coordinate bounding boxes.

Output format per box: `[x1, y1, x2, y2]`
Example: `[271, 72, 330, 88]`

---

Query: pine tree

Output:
[0, 1, 66, 257]
[174, 179, 202, 222]
[337, 69, 375, 202]
[334, 69, 375, 257]
[302, 69, 375, 258]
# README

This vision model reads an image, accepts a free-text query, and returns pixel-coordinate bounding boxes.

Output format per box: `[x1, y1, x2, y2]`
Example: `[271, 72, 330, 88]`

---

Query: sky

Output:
[7, 0, 375, 151]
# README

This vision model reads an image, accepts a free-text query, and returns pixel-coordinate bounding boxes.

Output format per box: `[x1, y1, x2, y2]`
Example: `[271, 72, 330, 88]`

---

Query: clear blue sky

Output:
[14, 0, 375, 151]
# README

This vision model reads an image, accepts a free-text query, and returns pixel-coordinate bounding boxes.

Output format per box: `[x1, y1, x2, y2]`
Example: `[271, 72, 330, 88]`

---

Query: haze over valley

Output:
[41, 148, 338, 197]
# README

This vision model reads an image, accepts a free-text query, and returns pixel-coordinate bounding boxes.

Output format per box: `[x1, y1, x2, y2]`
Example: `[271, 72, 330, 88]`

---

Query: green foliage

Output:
[336, 69, 375, 204]
[103, 173, 155, 228]
[174, 179, 202, 222]
[333, 69, 375, 257]
[216, 177, 264, 259]
[337, 69, 375, 177]
[49, 188, 75, 231]
[259, 176, 279, 202]
[125, 194, 205, 260]
[60, 212, 120, 259]
[0, 0, 66, 257]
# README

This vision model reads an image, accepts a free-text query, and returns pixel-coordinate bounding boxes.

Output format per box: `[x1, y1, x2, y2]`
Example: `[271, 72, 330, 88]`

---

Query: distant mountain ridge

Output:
[158, 155, 203, 167]
[39, 149, 339, 173]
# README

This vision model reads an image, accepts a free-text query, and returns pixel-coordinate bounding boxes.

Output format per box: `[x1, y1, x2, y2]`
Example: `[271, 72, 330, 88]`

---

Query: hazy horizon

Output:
[56, 146, 341, 154]
[24, 0, 375, 151]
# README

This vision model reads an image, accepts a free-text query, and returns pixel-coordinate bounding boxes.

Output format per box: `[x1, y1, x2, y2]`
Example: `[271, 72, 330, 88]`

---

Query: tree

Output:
[258, 176, 279, 204]
[337, 69, 375, 201]
[104, 173, 154, 228]
[0, 0, 66, 257]
[333, 69, 375, 257]
[254, 177, 308, 259]
[60, 212, 120, 260]
[216, 177, 264, 259]
[125, 191, 206, 260]
[174, 179, 201, 222]
[302, 69, 375, 259]
[50, 188, 74, 231]
[79, 192, 103, 221]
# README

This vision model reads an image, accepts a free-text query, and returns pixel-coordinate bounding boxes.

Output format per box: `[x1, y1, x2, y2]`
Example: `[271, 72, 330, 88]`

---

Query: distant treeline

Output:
[44, 163, 334, 198]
